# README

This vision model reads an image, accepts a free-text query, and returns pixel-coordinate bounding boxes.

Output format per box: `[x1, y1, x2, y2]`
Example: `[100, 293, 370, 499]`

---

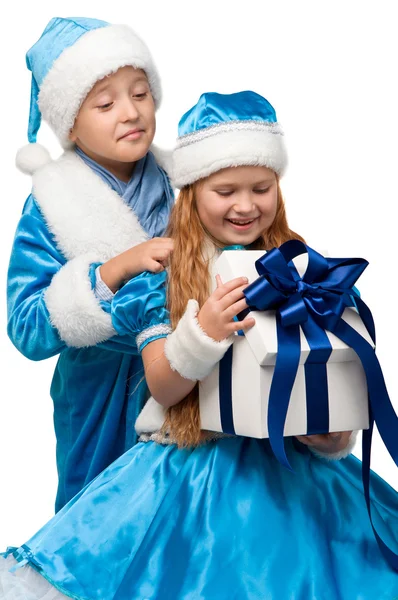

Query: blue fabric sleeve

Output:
[111, 270, 170, 350]
[7, 195, 66, 360]
[6, 197, 144, 359]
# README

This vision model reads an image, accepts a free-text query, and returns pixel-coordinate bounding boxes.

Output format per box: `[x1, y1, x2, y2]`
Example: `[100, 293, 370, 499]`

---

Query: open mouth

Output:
[226, 218, 258, 230]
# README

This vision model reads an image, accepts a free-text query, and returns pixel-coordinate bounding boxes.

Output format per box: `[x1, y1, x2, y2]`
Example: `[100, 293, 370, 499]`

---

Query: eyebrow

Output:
[91, 82, 112, 98]
[252, 179, 275, 186]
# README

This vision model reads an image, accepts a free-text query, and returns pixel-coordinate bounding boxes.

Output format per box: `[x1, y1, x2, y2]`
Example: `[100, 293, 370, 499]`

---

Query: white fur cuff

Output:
[45, 256, 116, 347]
[164, 299, 233, 381]
[309, 431, 358, 461]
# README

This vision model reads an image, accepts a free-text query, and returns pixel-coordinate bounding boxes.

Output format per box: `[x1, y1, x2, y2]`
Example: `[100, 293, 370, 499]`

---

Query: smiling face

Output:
[195, 166, 278, 247]
[69, 66, 156, 181]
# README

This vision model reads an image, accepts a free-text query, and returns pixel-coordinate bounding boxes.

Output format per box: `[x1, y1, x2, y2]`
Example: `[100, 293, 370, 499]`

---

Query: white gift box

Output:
[199, 250, 372, 438]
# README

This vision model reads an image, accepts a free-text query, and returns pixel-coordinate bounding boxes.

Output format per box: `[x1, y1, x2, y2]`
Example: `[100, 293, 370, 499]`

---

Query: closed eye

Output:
[216, 190, 234, 197]
[254, 188, 270, 194]
[98, 102, 113, 110]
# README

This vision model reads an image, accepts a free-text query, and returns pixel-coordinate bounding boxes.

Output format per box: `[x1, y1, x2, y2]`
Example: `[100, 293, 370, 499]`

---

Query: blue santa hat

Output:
[172, 91, 287, 188]
[17, 17, 162, 174]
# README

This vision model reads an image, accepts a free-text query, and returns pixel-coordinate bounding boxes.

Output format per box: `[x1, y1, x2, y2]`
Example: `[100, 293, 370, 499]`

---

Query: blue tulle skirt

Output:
[1, 437, 397, 599]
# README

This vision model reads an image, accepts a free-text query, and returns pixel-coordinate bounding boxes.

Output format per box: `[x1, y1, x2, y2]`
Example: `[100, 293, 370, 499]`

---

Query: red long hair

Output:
[164, 178, 305, 447]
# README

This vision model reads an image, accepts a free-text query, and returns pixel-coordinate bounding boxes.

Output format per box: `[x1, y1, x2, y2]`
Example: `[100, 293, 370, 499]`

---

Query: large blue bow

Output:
[240, 240, 398, 570]
[243, 240, 369, 466]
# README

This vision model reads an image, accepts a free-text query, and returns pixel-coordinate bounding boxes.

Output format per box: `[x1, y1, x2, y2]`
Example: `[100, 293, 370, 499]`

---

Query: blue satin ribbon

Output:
[218, 240, 398, 570]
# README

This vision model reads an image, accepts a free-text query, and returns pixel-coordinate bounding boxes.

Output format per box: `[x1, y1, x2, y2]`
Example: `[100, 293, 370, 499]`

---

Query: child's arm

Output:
[7, 197, 170, 360]
[99, 238, 173, 293]
[140, 277, 254, 408]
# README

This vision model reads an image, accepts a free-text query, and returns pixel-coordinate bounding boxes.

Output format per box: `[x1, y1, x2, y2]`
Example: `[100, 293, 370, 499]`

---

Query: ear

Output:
[68, 127, 77, 143]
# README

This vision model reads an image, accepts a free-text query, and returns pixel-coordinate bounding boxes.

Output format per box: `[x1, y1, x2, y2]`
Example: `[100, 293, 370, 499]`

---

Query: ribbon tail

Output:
[330, 318, 398, 465]
[355, 296, 376, 344]
[362, 419, 398, 572]
[268, 319, 301, 471]
[327, 318, 398, 571]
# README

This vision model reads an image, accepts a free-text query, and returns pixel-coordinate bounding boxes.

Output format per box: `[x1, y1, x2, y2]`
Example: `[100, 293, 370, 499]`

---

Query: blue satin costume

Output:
[7, 149, 173, 512]
[1, 271, 397, 599]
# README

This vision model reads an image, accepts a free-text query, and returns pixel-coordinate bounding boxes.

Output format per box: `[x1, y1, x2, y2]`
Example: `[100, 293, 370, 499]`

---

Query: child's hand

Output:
[198, 275, 255, 341]
[296, 431, 353, 454]
[100, 238, 174, 293]
[122, 238, 174, 275]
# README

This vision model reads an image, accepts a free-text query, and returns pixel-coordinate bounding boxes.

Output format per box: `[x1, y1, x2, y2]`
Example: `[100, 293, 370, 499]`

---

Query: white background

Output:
[0, 1, 397, 548]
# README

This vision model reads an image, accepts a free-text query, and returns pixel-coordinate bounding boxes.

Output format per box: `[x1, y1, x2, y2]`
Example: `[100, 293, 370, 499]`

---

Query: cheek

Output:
[207, 205, 227, 226]
[92, 118, 117, 146]
[197, 201, 221, 229]
[75, 114, 112, 144]
[261, 194, 278, 220]
[142, 101, 156, 128]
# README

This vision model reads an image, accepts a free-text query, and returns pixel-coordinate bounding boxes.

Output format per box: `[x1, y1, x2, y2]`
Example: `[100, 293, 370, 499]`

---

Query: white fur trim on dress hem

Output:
[38, 25, 161, 147]
[135, 396, 167, 435]
[172, 125, 287, 188]
[45, 255, 116, 347]
[309, 431, 359, 461]
[0, 555, 69, 600]
[164, 299, 233, 381]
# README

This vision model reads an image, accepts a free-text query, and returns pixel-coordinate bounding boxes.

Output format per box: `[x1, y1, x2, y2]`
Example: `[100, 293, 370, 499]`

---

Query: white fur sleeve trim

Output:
[45, 256, 116, 347]
[164, 299, 233, 381]
[309, 431, 358, 461]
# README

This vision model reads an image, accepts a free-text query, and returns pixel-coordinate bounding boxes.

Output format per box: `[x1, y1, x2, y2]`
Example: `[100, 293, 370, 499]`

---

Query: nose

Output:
[233, 192, 255, 214]
[121, 96, 140, 122]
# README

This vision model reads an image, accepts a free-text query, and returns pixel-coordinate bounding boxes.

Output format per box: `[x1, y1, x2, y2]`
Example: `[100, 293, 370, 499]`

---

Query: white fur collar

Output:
[32, 151, 148, 261]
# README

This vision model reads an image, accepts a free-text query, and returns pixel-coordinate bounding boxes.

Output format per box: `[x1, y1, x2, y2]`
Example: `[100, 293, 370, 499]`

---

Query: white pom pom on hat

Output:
[15, 143, 52, 175]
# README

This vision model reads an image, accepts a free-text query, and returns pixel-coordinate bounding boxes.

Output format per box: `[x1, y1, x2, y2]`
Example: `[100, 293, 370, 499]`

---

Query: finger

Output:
[295, 435, 321, 447]
[227, 317, 255, 334]
[156, 238, 174, 249]
[149, 238, 173, 249]
[152, 249, 173, 260]
[327, 432, 344, 440]
[218, 285, 249, 311]
[223, 298, 249, 320]
[295, 434, 321, 447]
[146, 260, 164, 273]
[158, 255, 172, 267]
[212, 277, 247, 302]
[151, 237, 172, 243]
[215, 274, 223, 288]
[212, 277, 248, 301]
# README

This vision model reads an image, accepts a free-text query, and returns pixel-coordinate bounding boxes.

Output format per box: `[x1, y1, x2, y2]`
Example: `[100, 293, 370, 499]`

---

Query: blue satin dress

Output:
[1, 272, 397, 599]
